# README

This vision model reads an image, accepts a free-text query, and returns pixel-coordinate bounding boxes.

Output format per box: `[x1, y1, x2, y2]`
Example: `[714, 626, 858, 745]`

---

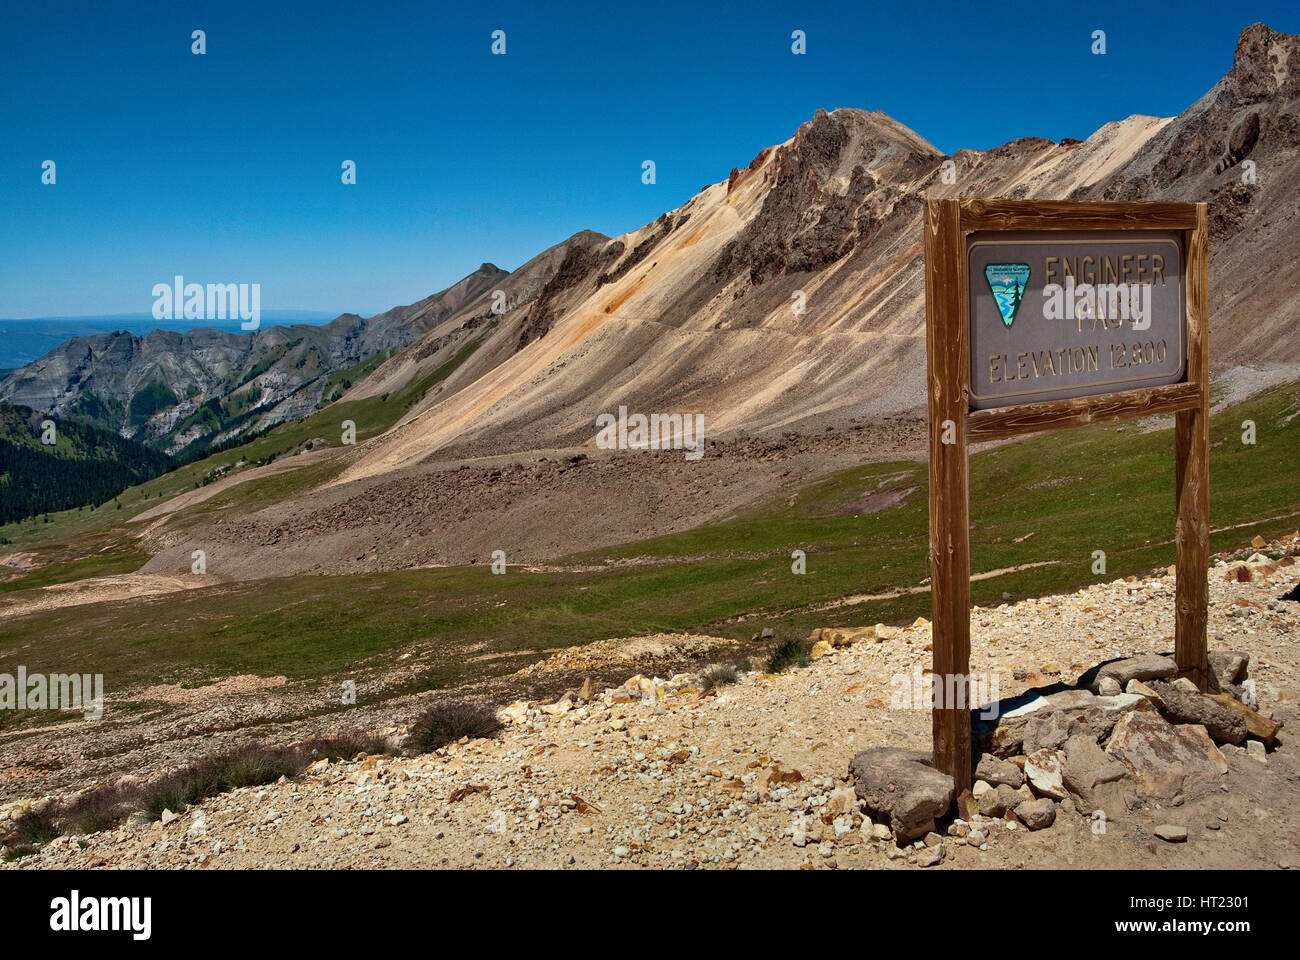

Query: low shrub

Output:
[405, 700, 503, 754]
[767, 637, 810, 673]
[2, 729, 398, 852]
[700, 664, 740, 692]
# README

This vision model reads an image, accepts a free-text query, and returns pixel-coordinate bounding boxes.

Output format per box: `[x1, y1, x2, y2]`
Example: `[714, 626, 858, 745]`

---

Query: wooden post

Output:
[923, 198, 1206, 780]
[925, 199, 972, 787]
[1175, 202, 1211, 689]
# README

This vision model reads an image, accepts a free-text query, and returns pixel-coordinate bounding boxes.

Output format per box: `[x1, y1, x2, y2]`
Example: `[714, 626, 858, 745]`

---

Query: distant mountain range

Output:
[2, 23, 1296, 474]
[0, 274, 502, 457]
[0, 312, 337, 371]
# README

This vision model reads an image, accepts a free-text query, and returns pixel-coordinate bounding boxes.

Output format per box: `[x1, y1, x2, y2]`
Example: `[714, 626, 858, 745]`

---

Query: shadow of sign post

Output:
[922, 198, 1211, 788]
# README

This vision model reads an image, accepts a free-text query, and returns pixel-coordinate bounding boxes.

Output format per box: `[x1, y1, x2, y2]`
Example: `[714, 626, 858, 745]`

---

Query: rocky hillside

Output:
[332, 23, 1300, 482]
[0, 265, 509, 456]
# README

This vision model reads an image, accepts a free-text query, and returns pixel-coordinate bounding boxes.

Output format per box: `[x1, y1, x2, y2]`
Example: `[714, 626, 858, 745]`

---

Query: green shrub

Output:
[701, 664, 740, 692]
[6, 809, 62, 847]
[2, 730, 398, 853]
[767, 637, 809, 673]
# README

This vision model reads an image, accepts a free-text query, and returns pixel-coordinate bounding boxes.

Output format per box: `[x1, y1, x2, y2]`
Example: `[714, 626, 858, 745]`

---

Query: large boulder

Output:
[1208, 650, 1249, 686]
[1061, 734, 1131, 821]
[977, 783, 1024, 818]
[1206, 693, 1283, 747]
[848, 748, 954, 842]
[1206, 650, 1251, 698]
[1079, 654, 1176, 692]
[974, 753, 1024, 789]
[974, 686, 1150, 757]
[1023, 708, 1101, 755]
[1014, 798, 1057, 831]
[1146, 680, 1247, 745]
[1105, 711, 1228, 798]
[1024, 748, 1068, 800]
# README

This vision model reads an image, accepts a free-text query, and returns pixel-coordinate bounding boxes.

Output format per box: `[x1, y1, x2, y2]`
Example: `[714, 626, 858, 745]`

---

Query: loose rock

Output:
[1105, 711, 1228, 798]
[1084, 654, 1177, 691]
[849, 748, 955, 842]
[1146, 680, 1247, 745]
[974, 753, 1024, 789]
[1014, 798, 1057, 831]
[1154, 824, 1188, 843]
[1024, 748, 1068, 800]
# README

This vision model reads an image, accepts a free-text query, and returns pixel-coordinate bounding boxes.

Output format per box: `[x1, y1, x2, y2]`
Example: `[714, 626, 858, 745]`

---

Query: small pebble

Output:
[1154, 824, 1188, 843]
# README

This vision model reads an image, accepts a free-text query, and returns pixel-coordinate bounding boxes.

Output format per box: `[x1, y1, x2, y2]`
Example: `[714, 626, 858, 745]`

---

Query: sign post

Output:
[923, 199, 1210, 787]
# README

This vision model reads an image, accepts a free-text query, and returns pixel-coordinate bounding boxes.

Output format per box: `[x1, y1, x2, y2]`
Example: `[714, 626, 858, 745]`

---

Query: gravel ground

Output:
[7, 545, 1298, 871]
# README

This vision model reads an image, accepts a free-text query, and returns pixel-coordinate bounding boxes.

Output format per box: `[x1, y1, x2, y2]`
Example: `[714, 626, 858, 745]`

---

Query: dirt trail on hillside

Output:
[0, 573, 212, 619]
[130, 447, 338, 524]
[797, 560, 1062, 613]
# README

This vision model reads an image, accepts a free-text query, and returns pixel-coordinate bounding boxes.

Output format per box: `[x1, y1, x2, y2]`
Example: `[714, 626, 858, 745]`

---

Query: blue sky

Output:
[2, 0, 1295, 319]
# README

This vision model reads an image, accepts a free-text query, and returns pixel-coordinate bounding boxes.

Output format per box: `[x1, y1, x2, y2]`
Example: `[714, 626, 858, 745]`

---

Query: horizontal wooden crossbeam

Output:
[958, 198, 1200, 233]
[967, 380, 1202, 442]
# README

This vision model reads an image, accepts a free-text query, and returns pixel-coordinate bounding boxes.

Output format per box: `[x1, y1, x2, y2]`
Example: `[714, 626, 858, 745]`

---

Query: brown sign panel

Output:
[967, 231, 1186, 410]
[925, 199, 1211, 788]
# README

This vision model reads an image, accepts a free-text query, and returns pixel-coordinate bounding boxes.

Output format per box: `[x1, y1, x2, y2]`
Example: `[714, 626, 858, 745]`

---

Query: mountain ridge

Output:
[396, 25, 1294, 466]
[4, 23, 1297, 486]
[0, 265, 509, 456]
[328, 23, 1298, 483]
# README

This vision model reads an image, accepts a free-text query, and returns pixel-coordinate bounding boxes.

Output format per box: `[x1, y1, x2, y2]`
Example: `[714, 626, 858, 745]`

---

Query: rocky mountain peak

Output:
[1230, 23, 1299, 101]
[780, 107, 942, 187]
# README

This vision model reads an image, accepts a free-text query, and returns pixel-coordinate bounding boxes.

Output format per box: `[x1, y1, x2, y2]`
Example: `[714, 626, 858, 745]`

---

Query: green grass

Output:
[767, 638, 810, 673]
[0, 336, 490, 588]
[1, 381, 1296, 707]
[0, 542, 148, 594]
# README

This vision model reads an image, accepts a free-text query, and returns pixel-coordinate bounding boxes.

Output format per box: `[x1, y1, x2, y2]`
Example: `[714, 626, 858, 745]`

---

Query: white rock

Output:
[1024, 749, 1068, 800]
[500, 702, 530, 724]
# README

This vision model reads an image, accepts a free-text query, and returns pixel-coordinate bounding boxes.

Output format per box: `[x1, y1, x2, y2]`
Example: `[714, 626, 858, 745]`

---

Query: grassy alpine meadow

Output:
[0, 381, 1296, 714]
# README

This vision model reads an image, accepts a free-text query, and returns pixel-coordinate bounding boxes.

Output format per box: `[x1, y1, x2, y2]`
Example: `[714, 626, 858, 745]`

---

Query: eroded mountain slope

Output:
[335, 24, 1299, 483]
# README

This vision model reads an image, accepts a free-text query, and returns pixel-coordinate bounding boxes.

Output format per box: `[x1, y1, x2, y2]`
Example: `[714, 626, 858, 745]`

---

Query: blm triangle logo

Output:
[985, 263, 1030, 327]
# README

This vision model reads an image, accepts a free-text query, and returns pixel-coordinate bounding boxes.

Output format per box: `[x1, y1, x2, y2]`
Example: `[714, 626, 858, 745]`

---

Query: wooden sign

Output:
[923, 199, 1210, 787]
[968, 231, 1186, 409]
